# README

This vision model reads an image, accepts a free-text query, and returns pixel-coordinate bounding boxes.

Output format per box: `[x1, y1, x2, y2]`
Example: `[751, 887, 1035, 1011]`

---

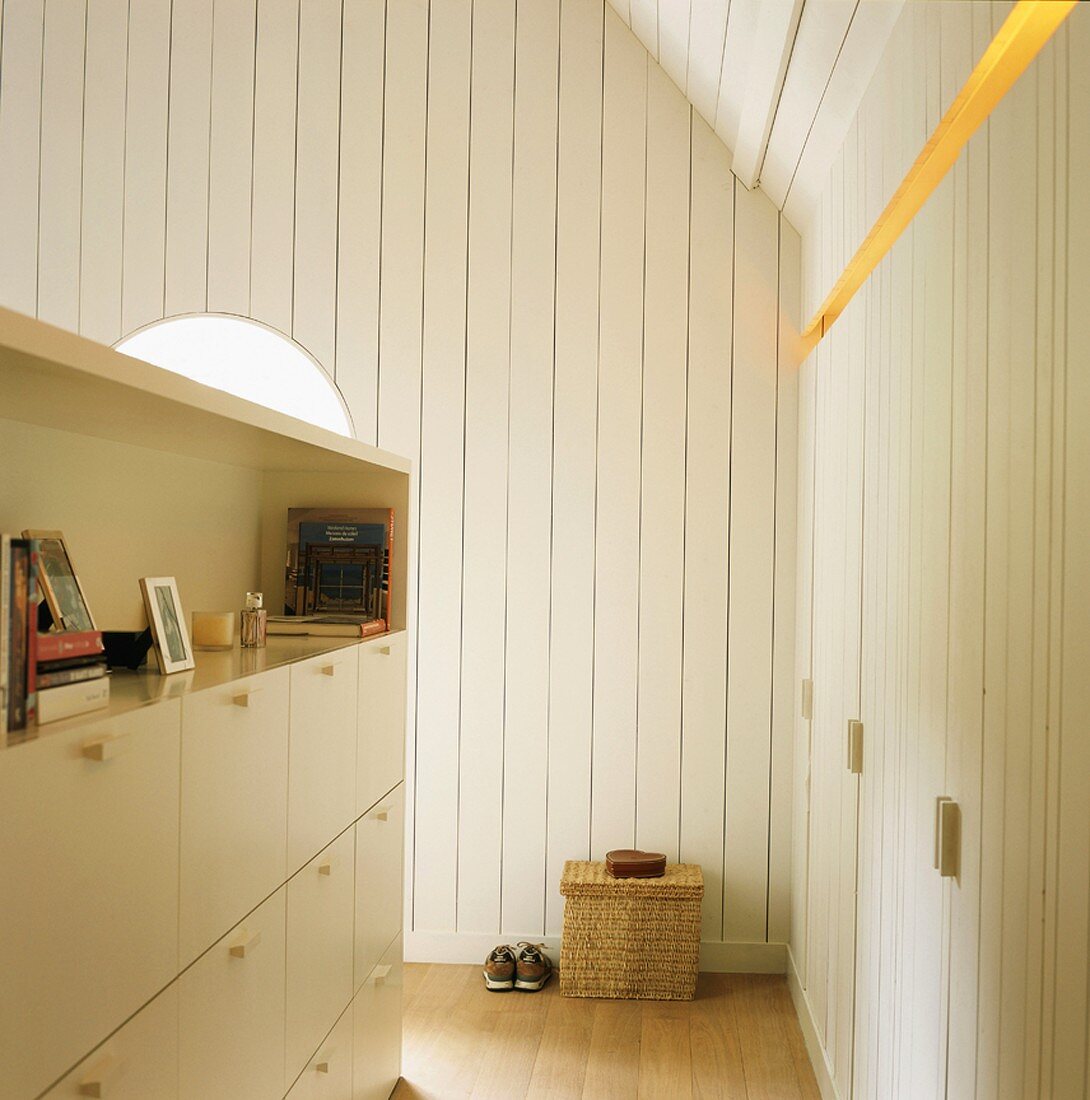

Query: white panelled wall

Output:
[793, 2, 1090, 1098]
[0, 0, 802, 966]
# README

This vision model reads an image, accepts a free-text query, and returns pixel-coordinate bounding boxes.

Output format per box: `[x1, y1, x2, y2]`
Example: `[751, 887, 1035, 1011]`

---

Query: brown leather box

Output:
[605, 849, 667, 878]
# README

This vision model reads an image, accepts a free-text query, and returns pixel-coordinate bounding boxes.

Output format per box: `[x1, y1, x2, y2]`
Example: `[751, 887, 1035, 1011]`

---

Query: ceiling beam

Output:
[731, 0, 805, 189]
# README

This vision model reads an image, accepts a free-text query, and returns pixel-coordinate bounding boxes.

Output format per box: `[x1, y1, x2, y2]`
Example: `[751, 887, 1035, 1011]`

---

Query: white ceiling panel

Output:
[606, 0, 906, 230]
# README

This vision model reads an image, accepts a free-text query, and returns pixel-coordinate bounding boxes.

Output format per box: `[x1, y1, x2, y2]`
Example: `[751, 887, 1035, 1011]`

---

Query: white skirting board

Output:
[786, 945, 840, 1100]
[405, 932, 787, 974]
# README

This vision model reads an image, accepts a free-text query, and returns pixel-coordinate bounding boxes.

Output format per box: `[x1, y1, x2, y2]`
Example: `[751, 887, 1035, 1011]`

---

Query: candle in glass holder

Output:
[191, 610, 235, 651]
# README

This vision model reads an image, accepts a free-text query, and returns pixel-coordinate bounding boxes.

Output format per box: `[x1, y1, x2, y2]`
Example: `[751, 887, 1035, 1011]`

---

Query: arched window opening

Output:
[115, 314, 354, 437]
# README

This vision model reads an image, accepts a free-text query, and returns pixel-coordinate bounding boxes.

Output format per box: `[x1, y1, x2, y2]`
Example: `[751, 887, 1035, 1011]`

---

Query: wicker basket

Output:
[559, 860, 703, 1001]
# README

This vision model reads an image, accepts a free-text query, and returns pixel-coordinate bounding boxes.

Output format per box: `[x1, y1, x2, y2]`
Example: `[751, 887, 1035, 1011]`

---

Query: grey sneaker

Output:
[483, 944, 516, 991]
[514, 942, 553, 991]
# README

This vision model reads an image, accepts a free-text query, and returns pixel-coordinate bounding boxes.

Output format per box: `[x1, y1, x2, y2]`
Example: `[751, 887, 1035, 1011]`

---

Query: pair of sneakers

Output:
[483, 942, 553, 992]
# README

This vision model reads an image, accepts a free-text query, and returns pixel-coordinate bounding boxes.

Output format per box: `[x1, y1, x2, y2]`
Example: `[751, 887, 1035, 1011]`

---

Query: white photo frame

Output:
[139, 576, 195, 674]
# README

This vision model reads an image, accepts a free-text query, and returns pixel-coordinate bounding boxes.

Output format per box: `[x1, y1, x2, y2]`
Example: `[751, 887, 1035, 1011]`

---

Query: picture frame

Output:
[22, 529, 96, 633]
[139, 576, 196, 674]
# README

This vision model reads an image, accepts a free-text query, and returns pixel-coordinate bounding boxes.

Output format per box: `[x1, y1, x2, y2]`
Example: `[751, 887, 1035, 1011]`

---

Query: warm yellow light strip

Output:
[803, 0, 1076, 348]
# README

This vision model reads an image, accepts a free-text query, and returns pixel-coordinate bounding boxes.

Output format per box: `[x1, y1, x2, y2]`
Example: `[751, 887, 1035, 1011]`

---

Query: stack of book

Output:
[36, 629, 109, 725]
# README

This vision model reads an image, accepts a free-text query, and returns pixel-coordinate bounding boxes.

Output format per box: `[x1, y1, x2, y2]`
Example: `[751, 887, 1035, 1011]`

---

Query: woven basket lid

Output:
[559, 860, 703, 898]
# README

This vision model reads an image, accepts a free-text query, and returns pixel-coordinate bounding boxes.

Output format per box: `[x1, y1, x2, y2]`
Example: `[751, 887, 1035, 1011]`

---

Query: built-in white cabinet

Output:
[0, 701, 182, 1100]
[356, 634, 407, 816]
[180, 668, 290, 965]
[4, 631, 406, 1100]
[0, 311, 410, 1100]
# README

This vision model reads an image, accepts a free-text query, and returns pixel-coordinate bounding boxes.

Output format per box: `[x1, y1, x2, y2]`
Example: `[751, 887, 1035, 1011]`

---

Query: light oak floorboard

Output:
[393, 966, 819, 1099]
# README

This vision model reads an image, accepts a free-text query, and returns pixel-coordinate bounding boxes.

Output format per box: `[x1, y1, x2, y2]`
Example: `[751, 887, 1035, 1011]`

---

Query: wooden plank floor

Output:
[392, 964, 821, 1099]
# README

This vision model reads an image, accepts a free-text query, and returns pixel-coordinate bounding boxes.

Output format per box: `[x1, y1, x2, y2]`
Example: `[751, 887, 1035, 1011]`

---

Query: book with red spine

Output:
[37, 629, 105, 664]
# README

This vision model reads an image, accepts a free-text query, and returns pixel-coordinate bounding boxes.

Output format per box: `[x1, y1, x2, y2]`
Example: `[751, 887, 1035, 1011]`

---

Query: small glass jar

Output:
[240, 591, 267, 648]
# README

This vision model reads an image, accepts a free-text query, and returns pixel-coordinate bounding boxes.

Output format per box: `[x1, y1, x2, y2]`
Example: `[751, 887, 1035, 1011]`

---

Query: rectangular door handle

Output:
[232, 687, 262, 707]
[79, 1052, 120, 1097]
[229, 927, 262, 958]
[373, 964, 392, 986]
[81, 733, 128, 762]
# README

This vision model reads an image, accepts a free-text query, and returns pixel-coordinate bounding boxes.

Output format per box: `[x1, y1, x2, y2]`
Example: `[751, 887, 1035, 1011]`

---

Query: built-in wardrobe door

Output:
[805, 301, 866, 1100]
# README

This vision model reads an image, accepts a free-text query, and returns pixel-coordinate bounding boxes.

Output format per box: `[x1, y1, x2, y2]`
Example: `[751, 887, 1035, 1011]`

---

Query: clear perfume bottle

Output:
[240, 591, 267, 648]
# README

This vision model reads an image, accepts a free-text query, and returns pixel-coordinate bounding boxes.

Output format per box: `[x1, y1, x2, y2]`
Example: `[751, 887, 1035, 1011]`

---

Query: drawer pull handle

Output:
[321, 663, 338, 677]
[229, 928, 262, 958]
[315, 1050, 334, 1074]
[373, 964, 392, 986]
[377, 645, 391, 656]
[79, 1052, 120, 1096]
[232, 688, 262, 707]
[81, 733, 128, 762]
[372, 809, 389, 822]
[318, 858, 334, 876]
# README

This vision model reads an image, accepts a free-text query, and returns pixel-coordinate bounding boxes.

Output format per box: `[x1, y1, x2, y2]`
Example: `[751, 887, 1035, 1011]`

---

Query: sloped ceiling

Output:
[608, 0, 905, 230]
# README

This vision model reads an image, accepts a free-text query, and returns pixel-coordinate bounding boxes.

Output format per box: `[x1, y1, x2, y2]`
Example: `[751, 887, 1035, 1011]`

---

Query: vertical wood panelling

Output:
[635, 61, 688, 861]
[796, 4, 1090, 1099]
[590, 8, 645, 857]
[724, 181, 779, 943]
[1053, 12, 1090, 1093]
[681, 114, 732, 941]
[37, 0, 86, 332]
[0, 0, 798, 965]
[0, 0, 44, 316]
[164, 0, 212, 318]
[768, 223, 800, 947]
[335, 0, 385, 444]
[121, 0, 171, 337]
[412, 0, 470, 942]
[80, 0, 128, 344]
[455, 0, 514, 935]
[1039, 26, 1068, 1100]
[501, 0, 559, 937]
[206, 0, 256, 318]
[292, 0, 340, 375]
[544, 0, 603, 938]
[249, 0, 299, 339]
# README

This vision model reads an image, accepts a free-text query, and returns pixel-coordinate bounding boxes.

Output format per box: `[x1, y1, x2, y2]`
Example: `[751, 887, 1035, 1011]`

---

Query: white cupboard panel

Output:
[180, 668, 289, 965]
[179, 889, 286, 1100]
[44, 983, 179, 1100]
[286, 1008, 353, 1100]
[0, 700, 181, 1100]
[286, 830, 356, 1084]
[357, 632, 407, 815]
[290, 650, 359, 872]
[354, 784, 405, 991]
[352, 935, 403, 1100]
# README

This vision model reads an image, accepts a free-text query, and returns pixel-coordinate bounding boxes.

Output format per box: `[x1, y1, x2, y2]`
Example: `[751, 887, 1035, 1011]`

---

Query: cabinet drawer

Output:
[286, 829, 355, 1082]
[179, 668, 289, 964]
[44, 983, 179, 1100]
[356, 633, 406, 815]
[286, 1008, 353, 1100]
[352, 935, 403, 1100]
[0, 701, 181, 1099]
[353, 784, 404, 991]
[289, 652, 358, 872]
[179, 888, 286, 1100]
